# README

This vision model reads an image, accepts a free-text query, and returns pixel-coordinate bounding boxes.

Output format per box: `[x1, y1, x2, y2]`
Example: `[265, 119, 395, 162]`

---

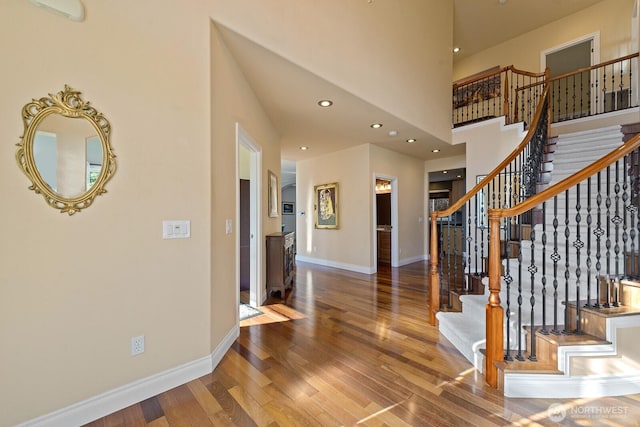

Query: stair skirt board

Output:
[504, 372, 640, 398]
[502, 313, 640, 398]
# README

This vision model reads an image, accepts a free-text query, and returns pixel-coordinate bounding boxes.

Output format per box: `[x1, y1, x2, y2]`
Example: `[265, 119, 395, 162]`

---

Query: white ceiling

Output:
[217, 0, 605, 181]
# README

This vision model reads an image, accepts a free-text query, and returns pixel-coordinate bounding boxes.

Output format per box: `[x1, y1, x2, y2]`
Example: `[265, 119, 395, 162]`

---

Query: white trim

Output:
[17, 327, 238, 427]
[540, 32, 600, 72]
[504, 372, 640, 398]
[236, 123, 263, 307]
[372, 173, 399, 270]
[295, 256, 375, 274]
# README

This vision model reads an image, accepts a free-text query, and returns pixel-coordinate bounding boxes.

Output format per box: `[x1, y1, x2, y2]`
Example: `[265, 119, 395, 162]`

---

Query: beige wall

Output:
[370, 145, 426, 265]
[1, 1, 212, 424]
[296, 144, 372, 271]
[0, 1, 283, 425]
[210, 21, 282, 341]
[211, 0, 453, 144]
[454, 0, 637, 80]
[296, 144, 425, 272]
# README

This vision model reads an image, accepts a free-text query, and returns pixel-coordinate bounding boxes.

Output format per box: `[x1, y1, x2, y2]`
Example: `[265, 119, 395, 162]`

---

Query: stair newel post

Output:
[486, 210, 504, 388]
[429, 212, 440, 326]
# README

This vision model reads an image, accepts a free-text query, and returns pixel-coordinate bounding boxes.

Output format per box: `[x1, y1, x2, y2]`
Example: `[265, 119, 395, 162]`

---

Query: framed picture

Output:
[282, 202, 294, 215]
[314, 182, 338, 229]
[268, 170, 279, 217]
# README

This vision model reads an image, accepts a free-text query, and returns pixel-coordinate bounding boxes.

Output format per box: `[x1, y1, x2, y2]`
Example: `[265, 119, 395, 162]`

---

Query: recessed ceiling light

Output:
[432, 149, 440, 153]
[300, 146, 309, 150]
[456, 175, 462, 178]
[406, 138, 417, 143]
[443, 170, 448, 174]
[453, 47, 460, 53]
[371, 123, 383, 129]
[317, 100, 333, 107]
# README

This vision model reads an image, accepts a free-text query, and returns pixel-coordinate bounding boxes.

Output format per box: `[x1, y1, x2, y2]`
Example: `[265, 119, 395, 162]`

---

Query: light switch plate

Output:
[163, 220, 191, 239]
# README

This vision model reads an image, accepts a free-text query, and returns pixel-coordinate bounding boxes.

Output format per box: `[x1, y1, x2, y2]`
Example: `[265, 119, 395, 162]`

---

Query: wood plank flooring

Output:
[85, 261, 640, 426]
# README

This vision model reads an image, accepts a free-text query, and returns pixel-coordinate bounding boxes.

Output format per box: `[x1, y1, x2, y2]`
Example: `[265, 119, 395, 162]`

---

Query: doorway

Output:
[236, 124, 262, 309]
[373, 175, 398, 270]
[542, 34, 598, 120]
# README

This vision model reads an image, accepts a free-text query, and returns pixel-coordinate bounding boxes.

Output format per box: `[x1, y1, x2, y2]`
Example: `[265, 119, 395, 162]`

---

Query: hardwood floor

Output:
[85, 261, 640, 426]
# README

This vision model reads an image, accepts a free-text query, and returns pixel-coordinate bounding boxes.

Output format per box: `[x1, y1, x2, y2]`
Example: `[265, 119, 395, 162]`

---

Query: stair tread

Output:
[525, 325, 610, 346]
[497, 354, 562, 374]
[565, 301, 640, 317]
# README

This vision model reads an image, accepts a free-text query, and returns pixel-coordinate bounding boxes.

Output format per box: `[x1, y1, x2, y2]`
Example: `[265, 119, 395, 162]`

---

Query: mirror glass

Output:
[33, 114, 103, 199]
[16, 85, 116, 215]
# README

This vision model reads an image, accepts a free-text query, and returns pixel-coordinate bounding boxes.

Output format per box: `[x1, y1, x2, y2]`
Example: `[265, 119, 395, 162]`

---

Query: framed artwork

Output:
[282, 202, 294, 215]
[268, 170, 279, 217]
[314, 182, 338, 229]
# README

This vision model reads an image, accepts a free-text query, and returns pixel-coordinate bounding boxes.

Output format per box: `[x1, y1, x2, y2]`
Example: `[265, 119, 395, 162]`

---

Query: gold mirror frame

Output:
[16, 85, 116, 215]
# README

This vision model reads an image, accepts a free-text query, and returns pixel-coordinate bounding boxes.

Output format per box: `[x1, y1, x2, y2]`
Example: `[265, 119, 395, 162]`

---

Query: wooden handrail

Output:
[511, 52, 639, 92]
[452, 65, 546, 89]
[489, 132, 640, 219]
[548, 52, 639, 83]
[483, 131, 640, 387]
[435, 84, 550, 218]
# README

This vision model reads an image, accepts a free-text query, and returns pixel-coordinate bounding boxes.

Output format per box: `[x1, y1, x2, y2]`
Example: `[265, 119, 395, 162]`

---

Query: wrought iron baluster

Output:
[594, 171, 603, 308]
[552, 195, 561, 334]
[585, 177, 593, 308]
[574, 184, 583, 335]
[563, 190, 572, 335]
[541, 201, 549, 334]
[623, 155, 630, 281]
[528, 217, 538, 360]
[605, 166, 612, 307]
[446, 215, 452, 308]
[516, 229, 524, 360]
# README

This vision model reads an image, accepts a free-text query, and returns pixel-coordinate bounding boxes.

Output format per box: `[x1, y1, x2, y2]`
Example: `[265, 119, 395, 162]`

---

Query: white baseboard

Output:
[296, 255, 375, 274]
[17, 326, 239, 427]
[396, 254, 428, 267]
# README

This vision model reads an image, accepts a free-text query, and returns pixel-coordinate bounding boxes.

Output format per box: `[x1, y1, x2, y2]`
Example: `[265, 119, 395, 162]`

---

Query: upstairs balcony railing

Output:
[452, 53, 638, 128]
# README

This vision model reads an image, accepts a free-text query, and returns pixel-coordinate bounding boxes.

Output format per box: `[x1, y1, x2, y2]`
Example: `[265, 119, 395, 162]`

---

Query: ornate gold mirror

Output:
[16, 85, 116, 215]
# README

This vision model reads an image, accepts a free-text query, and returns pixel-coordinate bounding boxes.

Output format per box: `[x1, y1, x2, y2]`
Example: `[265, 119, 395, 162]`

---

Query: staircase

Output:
[436, 124, 640, 397]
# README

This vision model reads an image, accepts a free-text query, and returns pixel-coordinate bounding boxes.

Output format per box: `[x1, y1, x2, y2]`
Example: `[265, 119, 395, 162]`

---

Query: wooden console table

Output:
[266, 232, 295, 300]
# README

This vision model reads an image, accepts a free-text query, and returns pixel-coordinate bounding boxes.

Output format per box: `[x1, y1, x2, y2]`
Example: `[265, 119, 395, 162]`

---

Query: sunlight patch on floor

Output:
[239, 303, 305, 327]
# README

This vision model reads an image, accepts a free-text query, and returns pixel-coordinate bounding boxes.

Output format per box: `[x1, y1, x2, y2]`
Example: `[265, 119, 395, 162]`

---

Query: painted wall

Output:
[282, 185, 296, 233]
[210, 19, 282, 363]
[0, 1, 213, 425]
[210, 0, 453, 144]
[370, 145, 426, 266]
[296, 144, 425, 272]
[296, 144, 372, 272]
[0, 1, 283, 425]
[454, 0, 637, 80]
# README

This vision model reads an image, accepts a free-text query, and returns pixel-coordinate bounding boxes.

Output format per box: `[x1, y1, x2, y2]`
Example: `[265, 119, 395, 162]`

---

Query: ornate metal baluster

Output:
[585, 177, 593, 308]
[541, 201, 549, 334]
[614, 161, 622, 283]
[467, 201, 473, 288]
[528, 218, 538, 360]
[594, 171, 603, 308]
[605, 166, 612, 308]
[516, 231, 524, 360]
[552, 195, 561, 334]
[629, 149, 638, 278]
[563, 190, 572, 335]
[446, 215, 452, 308]
[623, 155, 630, 282]
[574, 184, 583, 335]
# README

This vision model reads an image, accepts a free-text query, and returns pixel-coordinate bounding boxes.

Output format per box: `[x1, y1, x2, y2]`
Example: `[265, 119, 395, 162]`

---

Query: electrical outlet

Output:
[131, 335, 145, 356]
